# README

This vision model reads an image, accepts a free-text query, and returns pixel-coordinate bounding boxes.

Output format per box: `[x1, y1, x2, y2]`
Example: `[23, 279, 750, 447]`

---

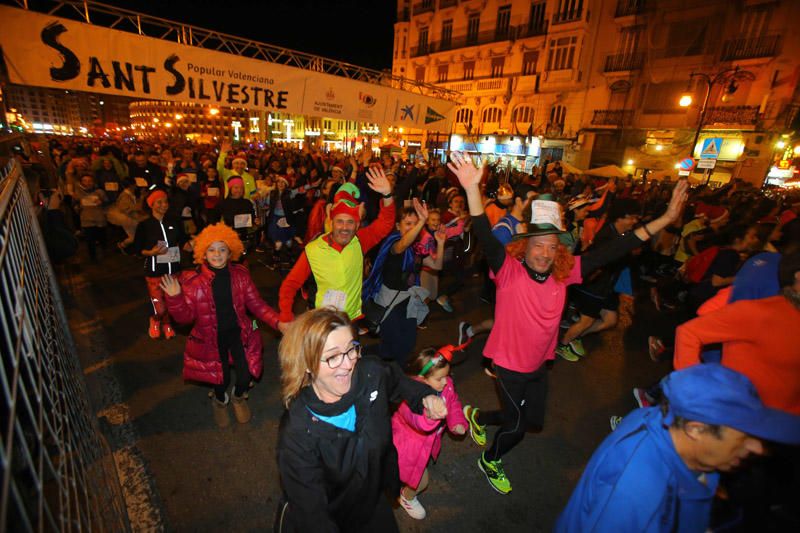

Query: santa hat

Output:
[176, 173, 191, 186]
[330, 182, 361, 222]
[232, 157, 247, 166]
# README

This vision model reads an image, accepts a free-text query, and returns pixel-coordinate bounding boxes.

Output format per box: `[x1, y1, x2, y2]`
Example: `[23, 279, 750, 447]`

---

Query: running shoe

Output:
[163, 324, 176, 340]
[648, 336, 666, 362]
[610, 415, 624, 431]
[569, 338, 586, 357]
[399, 494, 426, 520]
[148, 317, 161, 339]
[478, 453, 512, 494]
[556, 343, 580, 362]
[463, 405, 487, 446]
[458, 321, 473, 346]
[633, 388, 653, 408]
[436, 295, 454, 313]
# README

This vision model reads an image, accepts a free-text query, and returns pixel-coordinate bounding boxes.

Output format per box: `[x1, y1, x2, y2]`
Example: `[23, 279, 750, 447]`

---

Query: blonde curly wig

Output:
[192, 223, 245, 265]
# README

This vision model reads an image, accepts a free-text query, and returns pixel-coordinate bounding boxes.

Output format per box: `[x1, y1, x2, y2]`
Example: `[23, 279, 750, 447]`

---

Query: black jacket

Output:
[277, 356, 433, 532]
[131, 215, 187, 277]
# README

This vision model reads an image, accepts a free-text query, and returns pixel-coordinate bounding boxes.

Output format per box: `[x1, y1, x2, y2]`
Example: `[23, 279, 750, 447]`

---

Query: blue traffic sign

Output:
[700, 138, 722, 159]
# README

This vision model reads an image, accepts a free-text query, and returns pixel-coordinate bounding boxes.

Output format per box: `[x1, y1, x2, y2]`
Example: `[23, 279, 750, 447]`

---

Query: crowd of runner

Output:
[21, 134, 800, 531]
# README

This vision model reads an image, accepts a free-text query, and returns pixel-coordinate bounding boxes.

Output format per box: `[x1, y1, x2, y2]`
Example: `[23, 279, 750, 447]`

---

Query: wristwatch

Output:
[381, 192, 393, 199]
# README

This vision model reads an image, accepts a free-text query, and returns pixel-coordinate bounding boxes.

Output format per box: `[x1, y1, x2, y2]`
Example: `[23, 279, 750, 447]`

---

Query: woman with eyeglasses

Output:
[275, 307, 448, 532]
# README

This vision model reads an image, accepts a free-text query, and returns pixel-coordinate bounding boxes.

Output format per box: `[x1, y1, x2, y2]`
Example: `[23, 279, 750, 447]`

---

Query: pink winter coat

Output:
[164, 263, 280, 385]
[392, 376, 468, 489]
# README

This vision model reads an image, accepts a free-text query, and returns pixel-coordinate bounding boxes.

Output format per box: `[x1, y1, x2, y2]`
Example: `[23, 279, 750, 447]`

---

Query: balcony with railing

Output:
[615, 0, 647, 18]
[604, 52, 644, 72]
[517, 20, 548, 38]
[411, 27, 521, 57]
[413, 0, 435, 16]
[704, 106, 759, 126]
[552, 7, 582, 25]
[721, 35, 780, 61]
[439, 0, 458, 8]
[592, 109, 634, 126]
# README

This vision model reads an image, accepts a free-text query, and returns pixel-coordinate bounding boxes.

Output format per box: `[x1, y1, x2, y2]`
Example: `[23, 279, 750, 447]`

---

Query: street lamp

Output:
[678, 66, 755, 160]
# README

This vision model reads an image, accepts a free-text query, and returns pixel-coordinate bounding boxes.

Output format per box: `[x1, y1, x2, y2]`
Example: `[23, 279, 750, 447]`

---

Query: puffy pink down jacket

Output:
[391, 376, 468, 489]
[165, 263, 280, 385]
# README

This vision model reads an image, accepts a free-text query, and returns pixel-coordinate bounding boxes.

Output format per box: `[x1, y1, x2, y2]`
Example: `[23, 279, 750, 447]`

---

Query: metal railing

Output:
[410, 23, 545, 57]
[604, 52, 644, 72]
[553, 7, 583, 25]
[0, 160, 129, 532]
[412, 0, 435, 16]
[439, 0, 458, 8]
[7, 0, 460, 101]
[704, 105, 760, 125]
[592, 109, 634, 126]
[721, 35, 781, 61]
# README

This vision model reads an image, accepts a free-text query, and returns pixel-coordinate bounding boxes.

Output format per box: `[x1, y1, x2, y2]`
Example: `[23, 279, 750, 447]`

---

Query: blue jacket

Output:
[730, 251, 781, 303]
[555, 408, 718, 533]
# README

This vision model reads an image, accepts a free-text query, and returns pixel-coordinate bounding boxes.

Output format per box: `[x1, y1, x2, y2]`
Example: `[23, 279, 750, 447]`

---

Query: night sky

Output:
[100, 0, 397, 71]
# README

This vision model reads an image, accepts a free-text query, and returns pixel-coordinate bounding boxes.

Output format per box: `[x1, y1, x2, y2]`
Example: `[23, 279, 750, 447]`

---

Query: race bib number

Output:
[134, 177, 148, 187]
[156, 246, 180, 263]
[186, 173, 198, 183]
[206, 187, 219, 197]
[276, 217, 290, 228]
[80, 195, 100, 207]
[104, 182, 119, 192]
[234, 214, 252, 228]
[321, 289, 347, 311]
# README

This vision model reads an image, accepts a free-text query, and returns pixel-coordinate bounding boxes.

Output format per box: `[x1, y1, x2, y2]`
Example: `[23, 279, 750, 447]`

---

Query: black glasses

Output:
[321, 343, 362, 369]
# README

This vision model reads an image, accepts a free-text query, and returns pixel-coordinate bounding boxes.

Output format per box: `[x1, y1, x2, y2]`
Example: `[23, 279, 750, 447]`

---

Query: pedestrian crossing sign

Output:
[700, 138, 722, 159]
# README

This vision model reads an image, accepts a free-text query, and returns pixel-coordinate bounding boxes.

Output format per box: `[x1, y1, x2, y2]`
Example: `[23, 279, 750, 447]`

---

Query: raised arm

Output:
[581, 180, 688, 277]
[391, 198, 428, 254]
[447, 152, 506, 273]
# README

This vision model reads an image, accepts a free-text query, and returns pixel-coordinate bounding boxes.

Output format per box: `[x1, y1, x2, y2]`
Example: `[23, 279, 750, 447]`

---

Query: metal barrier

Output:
[0, 160, 129, 531]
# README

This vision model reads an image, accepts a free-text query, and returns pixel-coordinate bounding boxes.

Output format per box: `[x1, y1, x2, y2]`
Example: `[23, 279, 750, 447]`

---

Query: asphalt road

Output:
[59, 245, 672, 532]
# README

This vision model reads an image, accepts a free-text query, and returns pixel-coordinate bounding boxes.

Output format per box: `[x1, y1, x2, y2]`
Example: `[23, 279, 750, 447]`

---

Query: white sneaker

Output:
[399, 494, 426, 519]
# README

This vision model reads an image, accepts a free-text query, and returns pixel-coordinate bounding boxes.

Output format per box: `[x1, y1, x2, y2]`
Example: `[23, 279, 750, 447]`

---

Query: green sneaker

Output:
[478, 453, 512, 494]
[569, 338, 586, 357]
[556, 343, 580, 362]
[463, 405, 487, 446]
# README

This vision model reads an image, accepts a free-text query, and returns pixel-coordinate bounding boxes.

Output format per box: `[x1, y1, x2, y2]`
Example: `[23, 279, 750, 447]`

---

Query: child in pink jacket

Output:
[392, 345, 468, 520]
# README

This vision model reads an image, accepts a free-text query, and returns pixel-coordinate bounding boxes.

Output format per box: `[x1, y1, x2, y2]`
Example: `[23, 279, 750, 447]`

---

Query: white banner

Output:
[0, 5, 454, 131]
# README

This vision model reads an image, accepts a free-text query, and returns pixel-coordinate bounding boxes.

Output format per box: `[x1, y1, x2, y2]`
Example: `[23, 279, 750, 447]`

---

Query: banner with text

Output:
[0, 5, 454, 131]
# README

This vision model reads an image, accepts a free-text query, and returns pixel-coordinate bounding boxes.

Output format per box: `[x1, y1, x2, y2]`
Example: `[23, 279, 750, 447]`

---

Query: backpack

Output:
[684, 245, 721, 284]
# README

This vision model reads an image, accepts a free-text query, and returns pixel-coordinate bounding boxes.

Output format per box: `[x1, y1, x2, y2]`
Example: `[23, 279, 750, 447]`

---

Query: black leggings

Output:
[214, 327, 250, 401]
[478, 365, 549, 461]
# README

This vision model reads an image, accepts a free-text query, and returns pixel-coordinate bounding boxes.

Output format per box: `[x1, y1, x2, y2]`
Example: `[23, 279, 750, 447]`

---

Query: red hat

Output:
[146, 189, 168, 208]
[226, 176, 244, 188]
[330, 183, 361, 223]
[780, 209, 797, 226]
[695, 203, 728, 224]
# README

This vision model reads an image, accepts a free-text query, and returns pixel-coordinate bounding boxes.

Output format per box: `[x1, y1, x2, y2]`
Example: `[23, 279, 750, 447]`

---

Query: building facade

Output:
[393, 0, 800, 185]
[4, 85, 132, 134]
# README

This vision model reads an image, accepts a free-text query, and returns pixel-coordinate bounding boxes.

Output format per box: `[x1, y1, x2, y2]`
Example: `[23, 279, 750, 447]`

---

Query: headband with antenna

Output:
[418, 345, 456, 377]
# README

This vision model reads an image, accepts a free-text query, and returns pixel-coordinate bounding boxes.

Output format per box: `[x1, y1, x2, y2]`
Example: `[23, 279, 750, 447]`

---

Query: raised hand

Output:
[434, 225, 447, 244]
[220, 140, 232, 153]
[447, 151, 484, 191]
[366, 166, 392, 196]
[159, 274, 181, 296]
[665, 180, 689, 223]
[412, 197, 429, 221]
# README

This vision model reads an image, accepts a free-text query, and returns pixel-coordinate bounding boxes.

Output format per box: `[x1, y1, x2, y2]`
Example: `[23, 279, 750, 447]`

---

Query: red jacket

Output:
[165, 263, 280, 385]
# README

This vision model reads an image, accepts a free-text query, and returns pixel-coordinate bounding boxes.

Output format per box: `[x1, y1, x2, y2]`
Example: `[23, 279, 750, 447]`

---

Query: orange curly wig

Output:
[504, 238, 575, 282]
[192, 223, 245, 265]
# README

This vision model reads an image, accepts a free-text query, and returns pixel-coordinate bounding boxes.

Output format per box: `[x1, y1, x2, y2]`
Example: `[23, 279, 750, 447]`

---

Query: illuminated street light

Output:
[655, 144, 663, 151]
[174, 113, 183, 120]
[165, 122, 173, 128]
[153, 117, 159, 123]
[626, 159, 634, 165]
[776, 140, 787, 149]
[679, 95, 693, 107]
[794, 145, 800, 155]
[209, 107, 220, 116]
